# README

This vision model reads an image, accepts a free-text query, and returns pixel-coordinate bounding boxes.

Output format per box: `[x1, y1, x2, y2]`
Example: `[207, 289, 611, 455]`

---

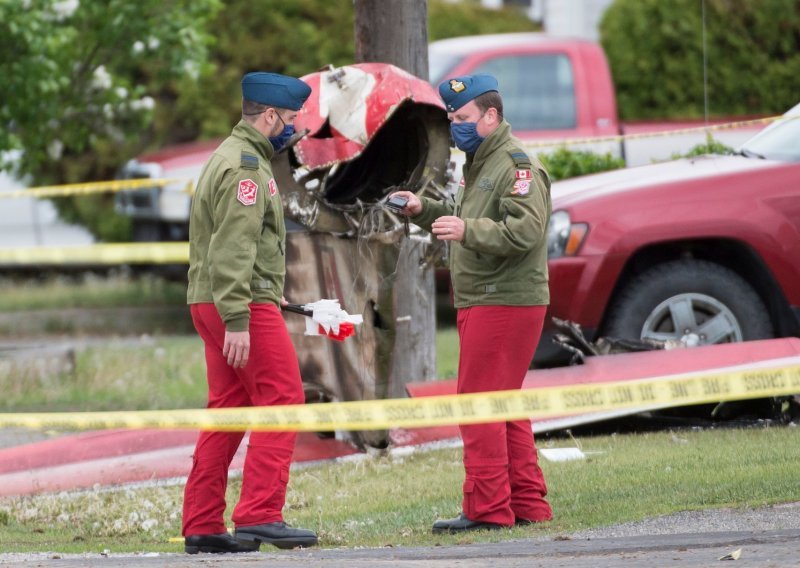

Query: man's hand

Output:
[223, 330, 250, 368]
[432, 215, 465, 242]
[388, 190, 422, 216]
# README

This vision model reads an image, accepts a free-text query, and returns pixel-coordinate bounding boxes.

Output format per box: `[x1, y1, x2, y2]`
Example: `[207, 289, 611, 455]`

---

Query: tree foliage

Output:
[0, 0, 221, 180]
[600, 0, 800, 120]
[428, 0, 539, 41]
[1, 0, 538, 240]
[0, 0, 220, 240]
[169, 0, 539, 144]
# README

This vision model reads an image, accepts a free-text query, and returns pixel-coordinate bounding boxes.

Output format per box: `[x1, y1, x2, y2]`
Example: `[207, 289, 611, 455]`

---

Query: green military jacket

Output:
[412, 121, 551, 308]
[187, 120, 286, 331]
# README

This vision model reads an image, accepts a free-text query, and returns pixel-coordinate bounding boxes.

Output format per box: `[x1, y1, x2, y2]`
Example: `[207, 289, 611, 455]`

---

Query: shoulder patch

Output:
[241, 152, 259, 170]
[508, 149, 532, 169]
[237, 179, 259, 206]
[511, 179, 530, 196]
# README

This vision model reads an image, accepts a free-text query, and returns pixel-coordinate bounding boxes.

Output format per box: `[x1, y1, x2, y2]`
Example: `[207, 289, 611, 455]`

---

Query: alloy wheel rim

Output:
[640, 293, 743, 345]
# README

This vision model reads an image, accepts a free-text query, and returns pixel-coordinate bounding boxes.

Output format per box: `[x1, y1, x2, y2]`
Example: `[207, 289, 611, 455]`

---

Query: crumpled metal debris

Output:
[551, 317, 800, 424]
[275, 62, 452, 242]
[551, 317, 690, 365]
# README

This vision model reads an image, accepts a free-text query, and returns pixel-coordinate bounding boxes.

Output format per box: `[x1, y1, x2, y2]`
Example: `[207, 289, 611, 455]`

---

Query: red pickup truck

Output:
[538, 102, 800, 363]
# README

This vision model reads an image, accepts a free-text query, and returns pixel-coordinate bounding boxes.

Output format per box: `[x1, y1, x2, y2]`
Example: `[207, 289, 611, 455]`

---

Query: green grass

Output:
[435, 326, 459, 379]
[1, 329, 460, 412]
[0, 337, 208, 412]
[0, 426, 798, 553]
[0, 274, 186, 312]
[3, 278, 797, 553]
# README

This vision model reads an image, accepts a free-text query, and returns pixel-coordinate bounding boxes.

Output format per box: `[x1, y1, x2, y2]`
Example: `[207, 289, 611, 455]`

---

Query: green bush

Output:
[669, 133, 734, 160]
[538, 147, 625, 181]
[428, 0, 539, 40]
[600, 0, 800, 120]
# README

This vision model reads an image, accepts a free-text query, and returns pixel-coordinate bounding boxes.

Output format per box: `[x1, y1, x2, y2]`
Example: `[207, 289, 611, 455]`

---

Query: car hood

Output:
[552, 154, 782, 207]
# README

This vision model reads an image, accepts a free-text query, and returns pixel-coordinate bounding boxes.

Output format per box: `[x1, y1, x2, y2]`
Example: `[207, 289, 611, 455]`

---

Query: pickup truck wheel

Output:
[604, 259, 774, 345]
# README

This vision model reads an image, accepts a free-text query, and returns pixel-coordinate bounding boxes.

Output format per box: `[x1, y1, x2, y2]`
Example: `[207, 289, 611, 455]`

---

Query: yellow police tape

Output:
[0, 115, 791, 199]
[523, 114, 786, 149]
[0, 242, 189, 265]
[0, 178, 193, 199]
[1, 363, 798, 432]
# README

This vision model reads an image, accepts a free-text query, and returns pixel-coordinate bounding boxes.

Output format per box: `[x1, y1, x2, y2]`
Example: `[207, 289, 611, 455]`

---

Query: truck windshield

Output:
[739, 102, 800, 162]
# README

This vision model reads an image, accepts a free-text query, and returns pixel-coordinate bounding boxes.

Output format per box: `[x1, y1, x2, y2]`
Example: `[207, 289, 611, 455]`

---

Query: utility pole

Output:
[354, 0, 429, 79]
[353, 0, 437, 401]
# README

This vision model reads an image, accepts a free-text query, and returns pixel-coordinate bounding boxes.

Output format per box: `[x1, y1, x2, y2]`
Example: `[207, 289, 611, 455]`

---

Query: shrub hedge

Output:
[539, 147, 625, 181]
[600, 0, 800, 120]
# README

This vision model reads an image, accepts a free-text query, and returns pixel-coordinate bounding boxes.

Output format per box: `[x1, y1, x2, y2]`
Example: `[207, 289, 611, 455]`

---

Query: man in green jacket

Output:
[182, 72, 317, 553]
[391, 74, 553, 533]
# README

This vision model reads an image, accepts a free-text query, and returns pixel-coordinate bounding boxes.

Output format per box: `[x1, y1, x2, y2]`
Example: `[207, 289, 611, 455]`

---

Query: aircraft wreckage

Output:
[271, 63, 450, 448]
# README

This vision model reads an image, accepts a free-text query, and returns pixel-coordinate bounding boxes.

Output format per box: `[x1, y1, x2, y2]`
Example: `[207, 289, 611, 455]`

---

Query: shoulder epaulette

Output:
[241, 152, 259, 170]
[508, 149, 532, 168]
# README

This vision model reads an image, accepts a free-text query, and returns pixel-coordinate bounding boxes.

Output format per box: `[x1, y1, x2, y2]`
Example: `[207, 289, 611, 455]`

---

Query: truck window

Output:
[472, 54, 577, 131]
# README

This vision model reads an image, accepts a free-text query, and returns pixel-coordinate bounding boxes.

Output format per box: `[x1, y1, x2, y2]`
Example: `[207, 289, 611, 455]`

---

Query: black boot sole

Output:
[185, 544, 258, 554]
[236, 533, 318, 550]
[432, 523, 502, 534]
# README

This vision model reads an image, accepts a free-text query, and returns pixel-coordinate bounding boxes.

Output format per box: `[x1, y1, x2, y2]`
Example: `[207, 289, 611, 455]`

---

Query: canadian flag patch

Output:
[511, 179, 530, 196]
[268, 178, 277, 196]
[237, 179, 258, 206]
[515, 169, 532, 180]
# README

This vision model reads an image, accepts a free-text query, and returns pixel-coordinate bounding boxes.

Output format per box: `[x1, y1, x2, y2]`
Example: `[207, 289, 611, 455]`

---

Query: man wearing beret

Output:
[182, 72, 317, 553]
[391, 74, 553, 533]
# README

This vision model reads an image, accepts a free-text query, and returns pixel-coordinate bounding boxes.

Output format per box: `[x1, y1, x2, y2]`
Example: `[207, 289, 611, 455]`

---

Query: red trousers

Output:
[182, 303, 304, 536]
[457, 305, 552, 526]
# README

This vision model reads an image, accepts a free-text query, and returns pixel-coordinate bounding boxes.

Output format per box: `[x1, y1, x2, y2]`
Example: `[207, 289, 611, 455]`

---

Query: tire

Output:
[604, 259, 774, 345]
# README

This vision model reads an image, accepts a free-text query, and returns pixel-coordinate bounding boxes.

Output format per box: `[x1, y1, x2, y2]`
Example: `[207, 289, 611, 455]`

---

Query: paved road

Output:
[3, 503, 799, 567]
[1, 528, 798, 567]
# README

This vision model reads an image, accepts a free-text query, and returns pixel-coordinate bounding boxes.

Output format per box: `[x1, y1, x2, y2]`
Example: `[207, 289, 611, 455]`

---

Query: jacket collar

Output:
[465, 120, 511, 170]
[231, 119, 274, 162]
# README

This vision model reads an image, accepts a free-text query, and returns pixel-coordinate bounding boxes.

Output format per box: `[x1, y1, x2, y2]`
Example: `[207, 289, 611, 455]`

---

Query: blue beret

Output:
[438, 74, 499, 112]
[241, 72, 312, 111]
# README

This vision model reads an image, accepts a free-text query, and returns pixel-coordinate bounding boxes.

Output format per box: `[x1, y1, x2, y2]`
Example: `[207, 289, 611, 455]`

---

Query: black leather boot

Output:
[432, 513, 504, 534]
[184, 532, 260, 554]
[235, 521, 318, 549]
